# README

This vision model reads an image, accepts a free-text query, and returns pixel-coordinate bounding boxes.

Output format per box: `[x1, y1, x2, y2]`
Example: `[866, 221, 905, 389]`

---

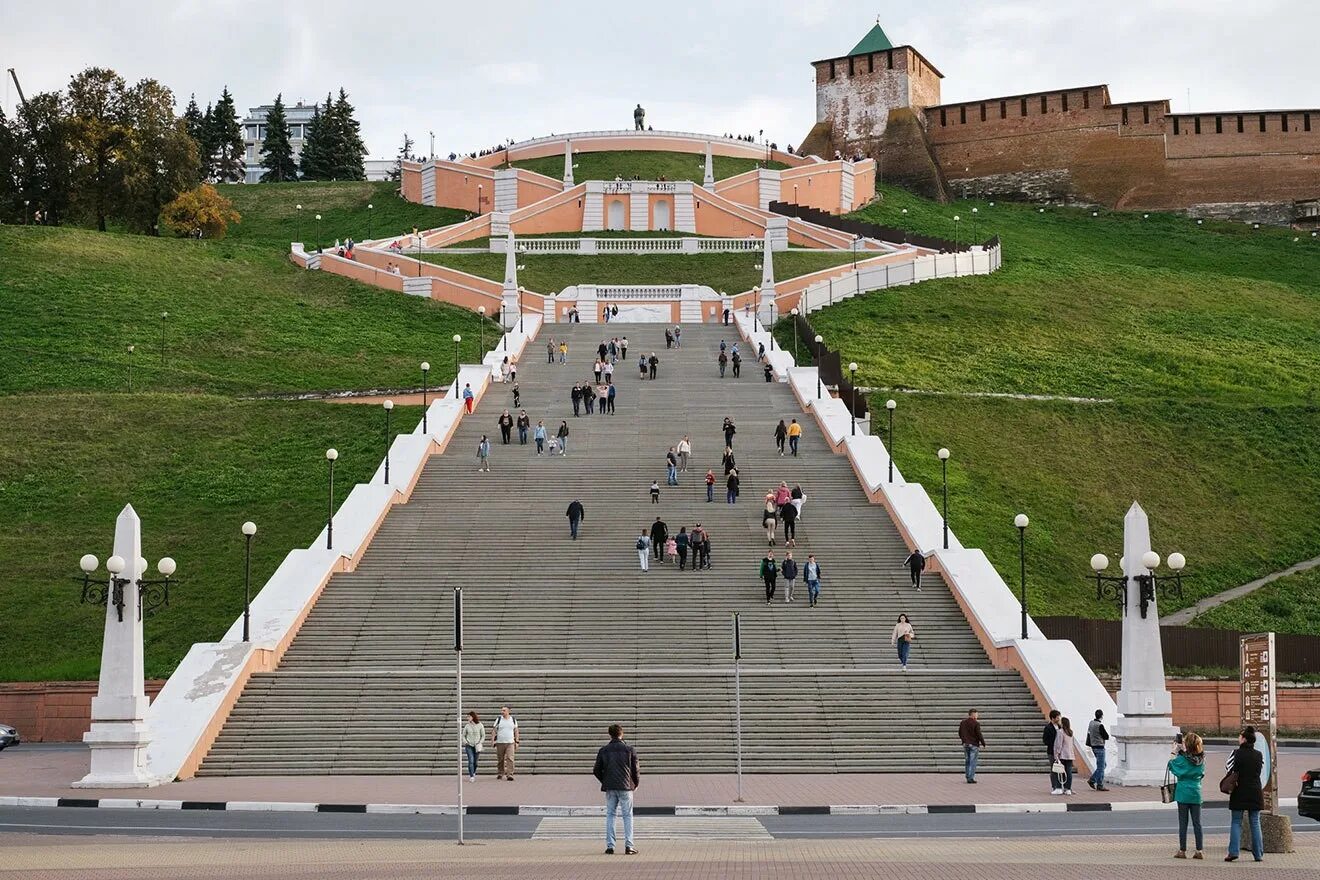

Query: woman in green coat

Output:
[1168, 731, 1206, 859]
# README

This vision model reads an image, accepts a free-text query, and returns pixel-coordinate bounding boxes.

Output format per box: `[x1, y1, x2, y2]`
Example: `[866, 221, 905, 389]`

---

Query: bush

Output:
[161, 184, 241, 240]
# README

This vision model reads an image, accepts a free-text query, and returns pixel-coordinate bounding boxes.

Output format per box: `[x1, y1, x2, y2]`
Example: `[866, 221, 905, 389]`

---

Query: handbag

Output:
[1051, 760, 1065, 776]
[1161, 766, 1177, 804]
[1219, 770, 1238, 795]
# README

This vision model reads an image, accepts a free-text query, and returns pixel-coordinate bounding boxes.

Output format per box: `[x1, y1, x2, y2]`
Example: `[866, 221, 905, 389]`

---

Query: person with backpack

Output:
[556, 421, 570, 456]
[676, 527, 690, 571]
[490, 706, 519, 780]
[731, 348, 742, 378]
[635, 530, 652, 572]
[804, 554, 823, 607]
[566, 499, 585, 540]
[763, 362, 774, 383]
[718, 349, 728, 377]
[781, 552, 799, 603]
[476, 435, 492, 472]
[638, 354, 648, 380]
[760, 551, 778, 603]
[902, 549, 926, 590]
[1168, 731, 1206, 860]
[891, 613, 915, 671]
[607, 382, 617, 414]
[1086, 709, 1111, 791]
[1043, 709, 1062, 792]
[780, 496, 799, 547]
[1052, 715, 1077, 795]
[1224, 725, 1265, 862]
[698, 527, 713, 570]
[774, 420, 788, 456]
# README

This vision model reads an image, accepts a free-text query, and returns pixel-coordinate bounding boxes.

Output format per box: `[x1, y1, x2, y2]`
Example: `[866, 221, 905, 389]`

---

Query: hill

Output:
[511, 150, 787, 183]
[778, 184, 1320, 632]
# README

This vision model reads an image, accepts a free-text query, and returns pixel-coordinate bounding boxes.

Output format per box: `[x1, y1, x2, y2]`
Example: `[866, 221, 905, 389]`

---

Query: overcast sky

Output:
[3, 0, 1316, 159]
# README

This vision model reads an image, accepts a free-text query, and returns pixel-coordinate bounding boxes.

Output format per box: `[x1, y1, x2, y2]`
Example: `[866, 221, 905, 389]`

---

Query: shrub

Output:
[161, 184, 241, 240]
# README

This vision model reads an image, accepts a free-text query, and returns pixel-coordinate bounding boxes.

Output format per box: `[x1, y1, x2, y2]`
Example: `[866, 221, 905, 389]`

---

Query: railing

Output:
[510, 237, 770, 255]
[595, 285, 684, 299]
[792, 247, 1002, 314]
[770, 201, 999, 254]
[597, 238, 683, 252]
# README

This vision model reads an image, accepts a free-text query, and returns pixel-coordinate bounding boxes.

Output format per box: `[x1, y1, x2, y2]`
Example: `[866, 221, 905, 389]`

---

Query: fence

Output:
[790, 313, 867, 420]
[508, 237, 765, 255]
[1036, 617, 1320, 675]
[770, 200, 999, 254]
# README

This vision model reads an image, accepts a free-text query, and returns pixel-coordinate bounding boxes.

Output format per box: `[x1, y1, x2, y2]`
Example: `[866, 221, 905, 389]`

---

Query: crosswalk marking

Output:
[533, 816, 772, 840]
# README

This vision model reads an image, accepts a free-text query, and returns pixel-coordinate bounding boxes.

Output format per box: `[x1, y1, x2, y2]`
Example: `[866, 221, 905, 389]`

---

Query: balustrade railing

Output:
[511, 237, 772, 255]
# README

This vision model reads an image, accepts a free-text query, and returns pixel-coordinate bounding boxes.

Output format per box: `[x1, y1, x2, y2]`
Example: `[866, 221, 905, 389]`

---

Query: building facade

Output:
[241, 101, 319, 184]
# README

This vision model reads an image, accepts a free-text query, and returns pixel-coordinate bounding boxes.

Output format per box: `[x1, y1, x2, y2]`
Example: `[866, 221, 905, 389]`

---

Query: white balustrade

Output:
[505, 237, 775, 255]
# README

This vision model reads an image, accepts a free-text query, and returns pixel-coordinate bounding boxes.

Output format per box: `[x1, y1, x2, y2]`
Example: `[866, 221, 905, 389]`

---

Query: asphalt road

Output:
[0, 805, 1314, 841]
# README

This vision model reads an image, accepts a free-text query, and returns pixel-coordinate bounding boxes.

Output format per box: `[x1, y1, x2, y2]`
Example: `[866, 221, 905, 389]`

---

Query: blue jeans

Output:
[569, 518, 580, 538]
[726, 489, 736, 504]
[806, 579, 820, 604]
[897, 639, 911, 667]
[667, 465, 677, 485]
[789, 435, 799, 456]
[964, 745, 979, 781]
[464, 745, 478, 778]
[605, 789, 634, 850]
[1089, 746, 1106, 787]
[1228, 809, 1263, 860]
[706, 483, 714, 502]
[518, 426, 527, 444]
[559, 437, 568, 454]
[1177, 802, 1203, 852]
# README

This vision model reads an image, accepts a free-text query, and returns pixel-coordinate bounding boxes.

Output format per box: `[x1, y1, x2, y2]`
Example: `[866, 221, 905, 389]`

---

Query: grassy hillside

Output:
[422, 251, 860, 295]
[0, 222, 494, 680]
[777, 185, 1320, 631]
[512, 150, 787, 183]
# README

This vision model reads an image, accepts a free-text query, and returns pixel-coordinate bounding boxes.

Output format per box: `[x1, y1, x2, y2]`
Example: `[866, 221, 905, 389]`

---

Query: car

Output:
[0, 724, 18, 750]
[1301, 769, 1320, 822]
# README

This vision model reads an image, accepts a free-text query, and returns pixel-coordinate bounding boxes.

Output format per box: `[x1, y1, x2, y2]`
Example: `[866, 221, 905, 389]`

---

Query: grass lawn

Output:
[222, 180, 468, 251]
[422, 250, 860, 295]
[775, 184, 1320, 630]
[1195, 567, 1320, 634]
[512, 150, 787, 184]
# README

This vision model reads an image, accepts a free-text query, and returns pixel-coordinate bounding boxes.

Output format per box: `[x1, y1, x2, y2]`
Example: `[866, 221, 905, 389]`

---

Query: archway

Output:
[653, 199, 671, 231]
[607, 199, 626, 231]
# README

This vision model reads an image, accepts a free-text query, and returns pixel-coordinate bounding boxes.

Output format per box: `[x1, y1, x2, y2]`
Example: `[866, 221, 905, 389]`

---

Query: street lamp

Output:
[420, 362, 431, 433]
[382, 400, 394, 484]
[790, 308, 799, 361]
[814, 334, 824, 398]
[852, 234, 862, 269]
[24, 199, 30, 224]
[241, 521, 256, 641]
[295, 204, 302, 243]
[937, 447, 951, 549]
[886, 399, 897, 483]
[477, 184, 483, 215]
[518, 286, 525, 333]
[325, 448, 338, 550]
[478, 305, 486, 351]
[76, 553, 178, 622]
[160, 312, 169, 365]
[952, 215, 961, 250]
[1015, 514, 1029, 639]
[126, 344, 135, 392]
[849, 362, 858, 435]
[367, 203, 374, 240]
[452, 334, 462, 398]
[417, 231, 423, 276]
[971, 206, 979, 244]
[315, 214, 322, 253]
[1090, 550, 1187, 619]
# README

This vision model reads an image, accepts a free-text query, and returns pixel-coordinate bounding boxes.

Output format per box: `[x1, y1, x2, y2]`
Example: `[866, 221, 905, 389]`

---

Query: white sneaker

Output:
[1051, 788, 1063, 795]
[1064, 789, 1074, 795]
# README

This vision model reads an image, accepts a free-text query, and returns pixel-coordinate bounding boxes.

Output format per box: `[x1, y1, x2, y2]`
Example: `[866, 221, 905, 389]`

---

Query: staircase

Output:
[198, 323, 1046, 776]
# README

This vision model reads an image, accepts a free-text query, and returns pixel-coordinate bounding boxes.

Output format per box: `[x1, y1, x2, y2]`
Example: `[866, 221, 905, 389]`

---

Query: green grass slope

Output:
[778, 185, 1320, 631]
[512, 150, 787, 183]
[422, 251, 859, 295]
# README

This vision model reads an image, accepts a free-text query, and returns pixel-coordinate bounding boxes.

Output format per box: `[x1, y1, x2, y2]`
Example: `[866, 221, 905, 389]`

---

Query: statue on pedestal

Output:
[634, 104, 645, 131]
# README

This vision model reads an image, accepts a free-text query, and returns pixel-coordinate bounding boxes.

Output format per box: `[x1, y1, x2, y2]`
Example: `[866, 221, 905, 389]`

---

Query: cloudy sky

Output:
[3, 0, 1316, 158]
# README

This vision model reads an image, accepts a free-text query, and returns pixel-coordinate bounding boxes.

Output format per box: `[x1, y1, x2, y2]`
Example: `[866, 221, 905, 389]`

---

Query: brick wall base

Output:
[1098, 678, 1320, 734]
[0, 681, 165, 743]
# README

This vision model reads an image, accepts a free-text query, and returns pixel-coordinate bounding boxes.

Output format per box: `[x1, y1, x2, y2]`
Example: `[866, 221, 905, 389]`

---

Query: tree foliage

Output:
[66, 67, 130, 231]
[160, 183, 240, 239]
[298, 89, 366, 181]
[210, 87, 246, 183]
[259, 93, 298, 182]
[390, 132, 415, 181]
[122, 79, 200, 234]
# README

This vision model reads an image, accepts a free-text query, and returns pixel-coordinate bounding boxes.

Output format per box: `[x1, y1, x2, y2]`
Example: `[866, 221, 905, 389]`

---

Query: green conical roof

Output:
[849, 22, 894, 55]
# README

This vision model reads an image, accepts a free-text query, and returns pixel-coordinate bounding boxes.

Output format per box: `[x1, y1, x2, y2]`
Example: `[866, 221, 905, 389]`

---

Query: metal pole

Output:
[942, 458, 949, 550]
[453, 341, 460, 398]
[422, 369, 429, 433]
[455, 587, 464, 844]
[327, 459, 335, 550]
[850, 368, 857, 435]
[887, 407, 894, 483]
[242, 532, 252, 642]
[733, 613, 743, 803]
[1019, 527, 1028, 640]
[384, 406, 391, 484]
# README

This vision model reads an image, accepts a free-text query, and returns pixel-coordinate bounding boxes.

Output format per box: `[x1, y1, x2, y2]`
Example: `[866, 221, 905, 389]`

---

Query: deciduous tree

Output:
[67, 67, 130, 231]
[160, 183, 240, 239]
[122, 78, 199, 234]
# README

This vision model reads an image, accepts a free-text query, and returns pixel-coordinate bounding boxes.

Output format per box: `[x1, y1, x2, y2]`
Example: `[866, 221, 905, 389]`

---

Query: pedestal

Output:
[1106, 715, 1179, 786]
[75, 718, 162, 788]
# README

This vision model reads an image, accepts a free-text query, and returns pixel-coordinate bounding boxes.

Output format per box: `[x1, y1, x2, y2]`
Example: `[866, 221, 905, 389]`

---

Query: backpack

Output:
[636, 537, 646, 551]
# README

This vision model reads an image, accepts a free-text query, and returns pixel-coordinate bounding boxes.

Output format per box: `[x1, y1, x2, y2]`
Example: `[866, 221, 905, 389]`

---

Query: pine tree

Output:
[199, 102, 216, 180]
[259, 93, 298, 182]
[389, 132, 414, 181]
[298, 100, 329, 180]
[210, 86, 246, 183]
[328, 88, 366, 181]
[181, 94, 206, 179]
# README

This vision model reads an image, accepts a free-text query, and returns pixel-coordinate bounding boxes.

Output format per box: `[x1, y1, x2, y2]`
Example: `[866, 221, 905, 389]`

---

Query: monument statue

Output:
[634, 103, 645, 131]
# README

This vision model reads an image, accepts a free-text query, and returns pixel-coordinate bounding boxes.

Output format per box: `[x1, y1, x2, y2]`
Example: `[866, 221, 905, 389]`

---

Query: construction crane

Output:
[7, 67, 29, 113]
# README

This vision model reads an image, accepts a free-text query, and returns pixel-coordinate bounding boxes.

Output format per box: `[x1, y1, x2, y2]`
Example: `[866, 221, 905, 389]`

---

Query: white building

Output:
[242, 102, 393, 183]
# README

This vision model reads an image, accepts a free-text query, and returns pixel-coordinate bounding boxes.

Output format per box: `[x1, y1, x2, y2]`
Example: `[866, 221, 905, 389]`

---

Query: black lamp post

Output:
[452, 334, 462, 398]
[1090, 551, 1187, 619]
[478, 306, 486, 352]
[160, 311, 168, 365]
[76, 553, 179, 622]
[938, 447, 951, 549]
[241, 521, 256, 641]
[852, 234, 861, 270]
[1015, 514, 1028, 639]
[790, 308, 799, 362]
[24, 199, 30, 224]
[814, 334, 824, 399]
[768, 300, 775, 351]
[295, 203, 302, 244]
[383, 399, 394, 484]
[849, 362, 858, 435]
[971, 206, 979, 245]
[367, 203, 374, 240]
[421, 362, 430, 433]
[127, 344, 135, 392]
[953, 214, 961, 250]
[315, 213, 322, 253]
[499, 303, 506, 350]
[416, 231, 423, 277]
[518, 286, 525, 333]
[886, 398, 896, 483]
[325, 448, 338, 550]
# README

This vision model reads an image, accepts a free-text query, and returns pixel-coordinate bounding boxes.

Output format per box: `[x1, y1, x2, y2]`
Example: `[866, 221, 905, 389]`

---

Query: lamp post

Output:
[477, 184, 483, 215]
[478, 305, 486, 352]
[366, 203, 373, 240]
[938, 447, 951, 549]
[241, 521, 256, 641]
[953, 215, 961, 250]
[768, 300, 775, 350]
[852, 234, 862, 270]
[886, 399, 896, 483]
[295, 204, 302, 244]
[452, 334, 462, 398]
[420, 362, 430, 432]
[325, 448, 338, 550]
[159, 312, 168, 365]
[1014, 514, 1029, 639]
[24, 199, 30, 224]
[126, 344, 135, 392]
[790, 308, 799, 362]
[814, 334, 824, 399]
[75, 552, 179, 624]
[315, 214, 322, 253]
[849, 362, 858, 435]
[382, 400, 394, 484]
[1091, 550, 1187, 620]
[971, 206, 979, 244]
[518, 286, 525, 333]
[417, 231, 423, 276]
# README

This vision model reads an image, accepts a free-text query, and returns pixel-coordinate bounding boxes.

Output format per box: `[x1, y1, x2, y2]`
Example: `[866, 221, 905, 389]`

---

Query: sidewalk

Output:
[2, 745, 1309, 811]
[3, 833, 1318, 879]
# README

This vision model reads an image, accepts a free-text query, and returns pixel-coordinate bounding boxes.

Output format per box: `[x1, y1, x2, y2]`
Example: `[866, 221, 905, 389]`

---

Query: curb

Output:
[0, 796, 1297, 815]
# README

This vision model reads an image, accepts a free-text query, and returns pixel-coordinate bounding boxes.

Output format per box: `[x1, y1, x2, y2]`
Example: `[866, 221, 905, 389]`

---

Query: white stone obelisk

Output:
[501, 230, 520, 329]
[562, 139, 574, 190]
[703, 141, 715, 189]
[1107, 501, 1179, 786]
[757, 231, 777, 326]
[75, 504, 162, 788]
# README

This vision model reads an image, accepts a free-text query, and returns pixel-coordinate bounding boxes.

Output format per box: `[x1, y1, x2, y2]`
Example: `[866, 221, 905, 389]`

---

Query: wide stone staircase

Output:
[198, 323, 1046, 776]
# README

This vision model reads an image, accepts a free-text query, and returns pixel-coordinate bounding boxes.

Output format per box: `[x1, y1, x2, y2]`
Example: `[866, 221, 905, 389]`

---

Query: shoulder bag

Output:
[1161, 765, 1177, 804]
[1219, 769, 1238, 795]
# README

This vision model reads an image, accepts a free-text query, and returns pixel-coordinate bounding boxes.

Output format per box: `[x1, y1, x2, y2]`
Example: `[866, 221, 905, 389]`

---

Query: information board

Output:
[1240, 632, 1278, 814]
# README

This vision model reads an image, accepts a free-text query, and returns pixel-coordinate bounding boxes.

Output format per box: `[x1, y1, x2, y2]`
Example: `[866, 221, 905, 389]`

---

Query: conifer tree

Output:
[210, 86, 246, 183]
[181, 94, 207, 181]
[328, 88, 367, 181]
[199, 102, 216, 180]
[298, 100, 329, 180]
[259, 93, 298, 182]
[389, 132, 414, 181]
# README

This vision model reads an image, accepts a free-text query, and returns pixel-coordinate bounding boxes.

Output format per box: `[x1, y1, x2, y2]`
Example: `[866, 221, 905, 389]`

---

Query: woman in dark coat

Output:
[1224, 725, 1265, 862]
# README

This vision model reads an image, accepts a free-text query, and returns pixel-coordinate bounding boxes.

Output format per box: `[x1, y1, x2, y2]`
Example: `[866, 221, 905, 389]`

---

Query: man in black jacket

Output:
[1043, 709, 1062, 793]
[648, 353, 659, 380]
[566, 500, 585, 540]
[593, 724, 640, 855]
[650, 517, 668, 561]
